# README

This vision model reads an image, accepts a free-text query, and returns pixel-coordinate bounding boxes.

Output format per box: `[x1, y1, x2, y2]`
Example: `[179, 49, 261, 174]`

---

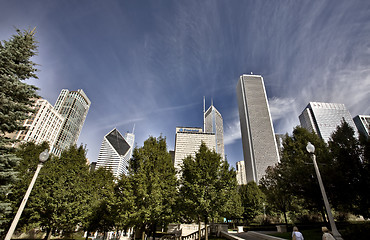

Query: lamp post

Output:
[306, 142, 343, 240]
[5, 149, 49, 240]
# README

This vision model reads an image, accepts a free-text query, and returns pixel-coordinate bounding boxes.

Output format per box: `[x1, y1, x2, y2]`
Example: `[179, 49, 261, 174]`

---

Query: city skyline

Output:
[1, 1, 369, 166]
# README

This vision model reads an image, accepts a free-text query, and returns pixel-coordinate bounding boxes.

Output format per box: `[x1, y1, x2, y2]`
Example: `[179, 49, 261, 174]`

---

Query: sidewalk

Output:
[221, 230, 286, 240]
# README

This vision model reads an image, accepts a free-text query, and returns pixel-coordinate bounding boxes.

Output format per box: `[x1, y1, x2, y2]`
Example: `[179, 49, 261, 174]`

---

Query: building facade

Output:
[353, 115, 370, 139]
[7, 99, 65, 151]
[204, 104, 225, 160]
[173, 127, 216, 178]
[96, 128, 135, 178]
[236, 160, 247, 185]
[53, 89, 91, 156]
[236, 74, 280, 184]
[299, 102, 357, 142]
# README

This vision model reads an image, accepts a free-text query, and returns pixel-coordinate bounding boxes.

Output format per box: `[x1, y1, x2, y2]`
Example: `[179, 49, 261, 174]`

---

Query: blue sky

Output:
[1, 1, 369, 167]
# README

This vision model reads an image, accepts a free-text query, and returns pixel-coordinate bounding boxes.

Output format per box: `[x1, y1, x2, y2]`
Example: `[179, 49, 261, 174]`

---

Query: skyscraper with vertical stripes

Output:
[204, 102, 225, 160]
[236, 74, 280, 184]
[53, 89, 91, 156]
[96, 128, 135, 178]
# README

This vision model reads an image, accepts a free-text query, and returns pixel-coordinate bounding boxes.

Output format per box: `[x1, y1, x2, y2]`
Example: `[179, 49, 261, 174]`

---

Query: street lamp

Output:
[306, 142, 343, 240]
[5, 149, 49, 240]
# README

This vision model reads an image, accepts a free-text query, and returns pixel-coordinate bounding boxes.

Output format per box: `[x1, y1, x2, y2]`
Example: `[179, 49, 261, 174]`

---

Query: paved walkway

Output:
[228, 231, 286, 240]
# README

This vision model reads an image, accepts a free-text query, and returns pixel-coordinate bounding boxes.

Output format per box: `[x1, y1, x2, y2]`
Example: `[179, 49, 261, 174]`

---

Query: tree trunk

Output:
[152, 223, 157, 240]
[205, 216, 208, 240]
[44, 228, 52, 240]
[198, 217, 201, 240]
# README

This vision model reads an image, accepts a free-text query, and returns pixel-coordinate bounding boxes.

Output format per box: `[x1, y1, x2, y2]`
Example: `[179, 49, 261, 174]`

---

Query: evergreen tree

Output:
[277, 127, 332, 221]
[0, 28, 39, 237]
[328, 120, 363, 214]
[358, 132, 370, 218]
[128, 136, 177, 240]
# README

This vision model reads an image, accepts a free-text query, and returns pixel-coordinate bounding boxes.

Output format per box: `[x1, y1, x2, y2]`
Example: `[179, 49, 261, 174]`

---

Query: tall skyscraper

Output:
[204, 101, 225, 160]
[299, 102, 357, 142]
[96, 128, 135, 178]
[236, 161, 247, 185]
[173, 127, 216, 178]
[236, 74, 280, 184]
[52, 89, 91, 156]
[7, 99, 65, 151]
[353, 115, 370, 139]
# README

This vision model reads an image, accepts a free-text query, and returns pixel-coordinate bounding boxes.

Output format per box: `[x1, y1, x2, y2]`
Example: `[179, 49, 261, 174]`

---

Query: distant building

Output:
[53, 89, 91, 156]
[236, 161, 247, 185]
[275, 134, 286, 158]
[299, 102, 357, 142]
[174, 127, 216, 178]
[96, 128, 135, 178]
[236, 74, 280, 184]
[7, 98, 64, 151]
[353, 115, 370, 139]
[204, 103, 225, 160]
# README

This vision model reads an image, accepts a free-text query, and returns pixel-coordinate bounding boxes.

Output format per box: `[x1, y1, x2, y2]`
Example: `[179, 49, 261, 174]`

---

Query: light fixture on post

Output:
[306, 142, 343, 240]
[5, 149, 49, 240]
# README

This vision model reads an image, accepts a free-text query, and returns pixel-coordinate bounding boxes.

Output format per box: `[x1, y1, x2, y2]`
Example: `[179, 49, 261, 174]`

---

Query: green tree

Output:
[239, 182, 265, 223]
[277, 127, 332, 221]
[83, 167, 117, 240]
[260, 165, 292, 225]
[179, 142, 241, 240]
[27, 145, 90, 239]
[129, 136, 177, 240]
[0, 28, 39, 237]
[358, 132, 370, 218]
[328, 120, 363, 214]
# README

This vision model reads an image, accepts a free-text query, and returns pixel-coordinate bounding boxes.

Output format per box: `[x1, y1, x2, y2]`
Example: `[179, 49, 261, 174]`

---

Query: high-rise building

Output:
[236, 74, 280, 184]
[299, 102, 357, 142]
[96, 128, 135, 178]
[7, 99, 65, 151]
[173, 127, 216, 178]
[236, 161, 247, 185]
[204, 103, 225, 160]
[353, 115, 370, 139]
[53, 89, 91, 156]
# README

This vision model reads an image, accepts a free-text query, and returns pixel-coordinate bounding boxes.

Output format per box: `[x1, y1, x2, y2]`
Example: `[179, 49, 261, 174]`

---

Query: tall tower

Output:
[236, 74, 280, 184]
[299, 102, 357, 142]
[353, 115, 370, 139]
[52, 89, 91, 156]
[96, 128, 135, 178]
[204, 101, 225, 160]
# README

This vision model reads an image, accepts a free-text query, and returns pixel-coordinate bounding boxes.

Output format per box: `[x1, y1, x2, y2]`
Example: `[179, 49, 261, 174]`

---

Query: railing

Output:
[181, 226, 210, 240]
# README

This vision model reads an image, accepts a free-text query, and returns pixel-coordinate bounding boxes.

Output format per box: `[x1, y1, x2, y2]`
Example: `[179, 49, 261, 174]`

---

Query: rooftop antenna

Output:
[203, 96, 206, 132]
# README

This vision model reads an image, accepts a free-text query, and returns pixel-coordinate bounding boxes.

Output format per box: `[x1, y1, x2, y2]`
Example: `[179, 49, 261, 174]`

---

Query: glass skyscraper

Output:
[299, 102, 357, 142]
[353, 115, 370, 139]
[204, 104, 224, 160]
[236, 74, 280, 184]
[53, 89, 91, 156]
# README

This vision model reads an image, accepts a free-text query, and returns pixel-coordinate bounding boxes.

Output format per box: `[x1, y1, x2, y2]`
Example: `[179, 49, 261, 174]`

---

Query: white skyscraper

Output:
[53, 89, 91, 156]
[204, 102, 225, 160]
[7, 99, 65, 151]
[299, 102, 357, 142]
[236, 74, 280, 184]
[236, 161, 247, 185]
[354, 115, 370, 139]
[173, 127, 216, 178]
[96, 128, 135, 178]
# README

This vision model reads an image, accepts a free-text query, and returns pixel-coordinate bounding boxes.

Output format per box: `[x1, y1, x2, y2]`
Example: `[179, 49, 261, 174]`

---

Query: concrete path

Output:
[229, 231, 286, 240]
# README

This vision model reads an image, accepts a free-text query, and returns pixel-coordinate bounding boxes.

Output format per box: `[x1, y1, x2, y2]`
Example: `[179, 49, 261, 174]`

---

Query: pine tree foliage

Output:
[0, 28, 39, 237]
[239, 181, 265, 223]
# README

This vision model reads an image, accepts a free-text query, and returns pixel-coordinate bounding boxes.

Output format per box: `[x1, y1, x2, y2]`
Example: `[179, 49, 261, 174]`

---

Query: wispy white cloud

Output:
[224, 119, 241, 146]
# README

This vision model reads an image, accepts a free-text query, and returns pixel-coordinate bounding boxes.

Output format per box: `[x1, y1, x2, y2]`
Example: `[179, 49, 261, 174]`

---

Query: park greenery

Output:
[1, 28, 370, 239]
